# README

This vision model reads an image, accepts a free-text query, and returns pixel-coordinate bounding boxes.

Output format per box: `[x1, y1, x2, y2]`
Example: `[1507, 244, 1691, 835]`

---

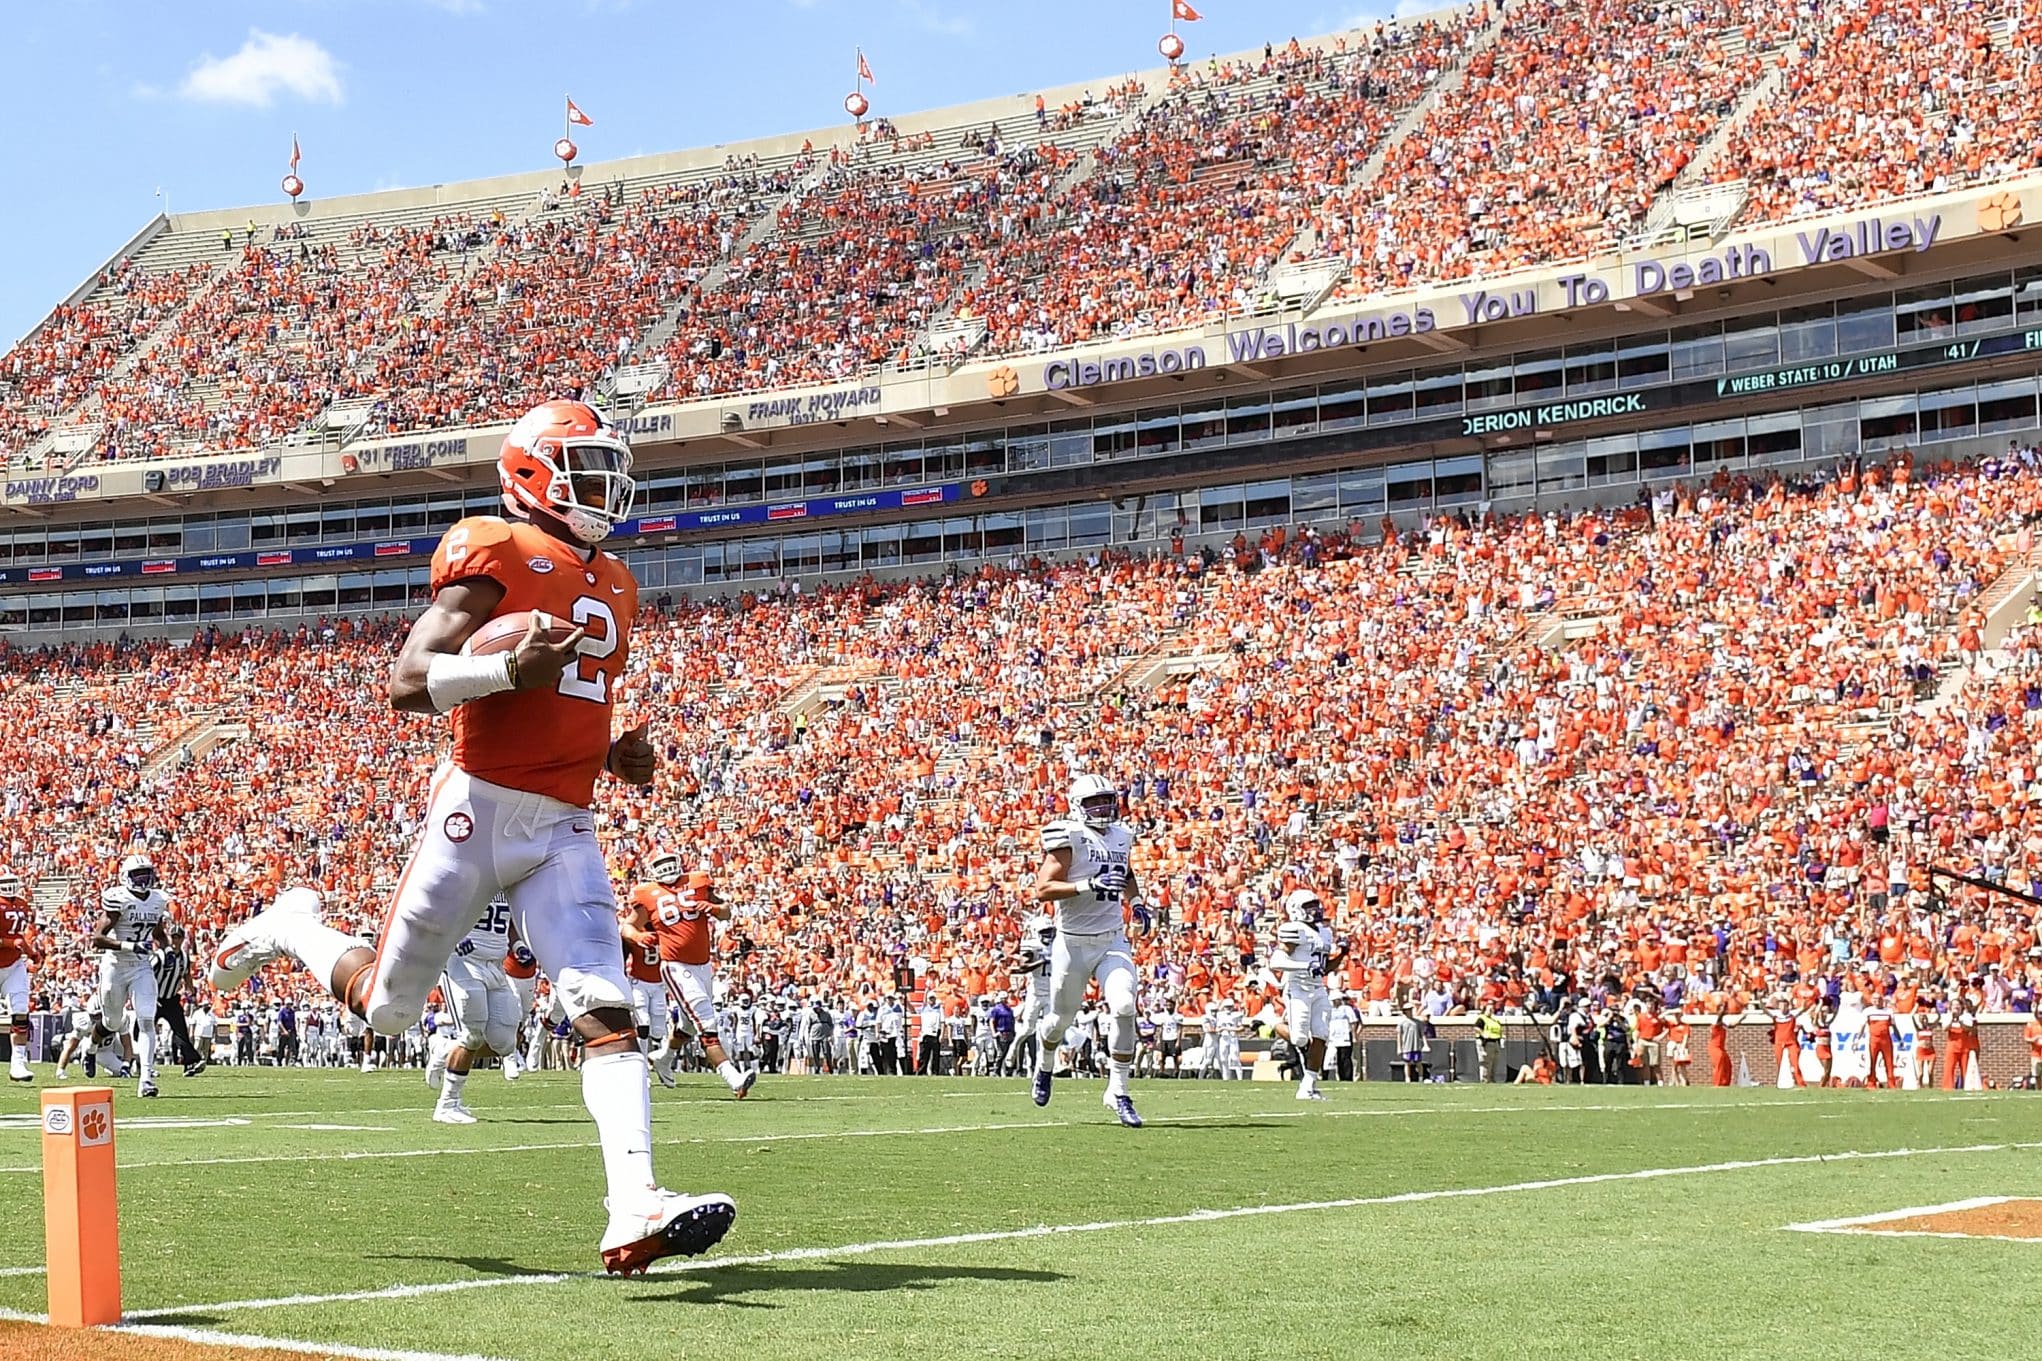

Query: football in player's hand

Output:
[464, 610, 579, 657]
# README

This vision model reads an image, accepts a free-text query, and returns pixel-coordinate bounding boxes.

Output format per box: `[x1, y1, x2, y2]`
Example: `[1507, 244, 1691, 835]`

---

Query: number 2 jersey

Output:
[1041, 817, 1134, 936]
[430, 516, 638, 809]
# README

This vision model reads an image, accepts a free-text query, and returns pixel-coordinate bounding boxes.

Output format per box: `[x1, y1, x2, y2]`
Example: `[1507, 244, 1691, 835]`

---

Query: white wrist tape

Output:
[427, 652, 516, 712]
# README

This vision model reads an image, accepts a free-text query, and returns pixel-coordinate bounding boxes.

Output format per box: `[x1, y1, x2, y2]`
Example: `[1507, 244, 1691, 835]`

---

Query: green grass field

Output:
[0, 1071, 2036, 1361]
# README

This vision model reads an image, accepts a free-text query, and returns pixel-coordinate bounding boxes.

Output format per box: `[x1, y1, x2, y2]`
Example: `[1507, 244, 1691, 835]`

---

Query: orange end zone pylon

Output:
[41, 1086, 120, 1327]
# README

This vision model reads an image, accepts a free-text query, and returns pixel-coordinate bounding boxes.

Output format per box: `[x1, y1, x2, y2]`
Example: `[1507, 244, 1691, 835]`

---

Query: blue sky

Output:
[4, 0, 1400, 346]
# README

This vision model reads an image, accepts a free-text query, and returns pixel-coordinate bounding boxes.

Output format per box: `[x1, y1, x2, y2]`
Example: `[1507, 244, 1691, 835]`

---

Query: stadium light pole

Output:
[154, 186, 170, 221]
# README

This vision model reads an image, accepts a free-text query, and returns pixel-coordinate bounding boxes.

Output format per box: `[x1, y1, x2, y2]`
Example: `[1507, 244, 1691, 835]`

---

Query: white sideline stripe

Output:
[1782, 1195, 2023, 1234]
[0, 1309, 510, 1361]
[0, 1119, 1068, 1174]
[280, 1124, 397, 1132]
[0, 1088, 2001, 1139]
[121, 1322, 512, 1361]
[0, 1138, 599, 1175]
[0, 1092, 2001, 1175]
[0, 1115, 251, 1131]
[1787, 1228, 2042, 1244]
[117, 1139, 2042, 1320]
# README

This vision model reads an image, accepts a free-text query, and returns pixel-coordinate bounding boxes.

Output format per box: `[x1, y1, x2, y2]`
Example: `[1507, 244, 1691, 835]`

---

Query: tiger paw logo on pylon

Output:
[986, 365, 1019, 398]
[1978, 192, 2023, 232]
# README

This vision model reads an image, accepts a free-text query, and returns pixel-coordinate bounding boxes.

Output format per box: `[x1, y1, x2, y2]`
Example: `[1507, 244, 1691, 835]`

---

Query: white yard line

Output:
[109, 1138, 2042, 1320]
[0, 1307, 511, 1361]
[1791, 1228, 2042, 1243]
[1781, 1193, 2042, 1242]
[0, 1267, 44, 1278]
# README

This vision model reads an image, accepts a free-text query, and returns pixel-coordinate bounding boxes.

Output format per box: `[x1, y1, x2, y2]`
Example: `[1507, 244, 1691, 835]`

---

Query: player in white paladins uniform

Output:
[1008, 913, 1054, 1076]
[1272, 888, 1337, 1100]
[90, 855, 170, 1097]
[424, 896, 522, 1123]
[1028, 774, 1143, 1127]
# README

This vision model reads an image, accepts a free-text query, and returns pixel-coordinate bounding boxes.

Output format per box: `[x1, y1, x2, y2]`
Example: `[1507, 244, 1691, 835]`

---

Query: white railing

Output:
[611, 362, 673, 399]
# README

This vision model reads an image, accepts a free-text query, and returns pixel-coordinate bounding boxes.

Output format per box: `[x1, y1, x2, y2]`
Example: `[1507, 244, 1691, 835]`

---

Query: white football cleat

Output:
[501, 1050, 523, 1082]
[209, 887, 323, 992]
[432, 1104, 478, 1125]
[8, 1054, 31, 1083]
[650, 1051, 677, 1090]
[599, 1189, 737, 1276]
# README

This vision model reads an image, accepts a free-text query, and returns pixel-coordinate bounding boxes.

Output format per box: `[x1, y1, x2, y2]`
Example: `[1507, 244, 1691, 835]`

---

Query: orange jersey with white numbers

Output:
[617, 900, 663, 983]
[0, 898, 32, 968]
[632, 881, 712, 966]
[430, 516, 638, 808]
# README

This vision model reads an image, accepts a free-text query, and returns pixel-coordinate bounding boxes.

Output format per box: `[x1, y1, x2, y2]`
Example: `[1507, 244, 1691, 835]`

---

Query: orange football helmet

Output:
[499, 399, 636, 545]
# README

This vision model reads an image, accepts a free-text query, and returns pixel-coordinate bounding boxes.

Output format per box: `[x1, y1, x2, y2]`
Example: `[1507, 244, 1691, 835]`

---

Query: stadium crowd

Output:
[7, 445, 2042, 1088]
[5, 3, 2039, 468]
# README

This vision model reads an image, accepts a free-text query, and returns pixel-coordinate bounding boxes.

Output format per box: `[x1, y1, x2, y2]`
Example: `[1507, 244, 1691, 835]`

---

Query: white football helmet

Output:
[118, 854, 157, 898]
[1025, 913, 1056, 946]
[1284, 889, 1322, 925]
[647, 850, 683, 886]
[1068, 773, 1119, 830]
[0, 866, 22, 900]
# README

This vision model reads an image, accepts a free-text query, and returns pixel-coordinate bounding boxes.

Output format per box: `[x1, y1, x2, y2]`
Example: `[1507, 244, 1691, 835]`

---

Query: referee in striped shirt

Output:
[152, 926, 207, 1078]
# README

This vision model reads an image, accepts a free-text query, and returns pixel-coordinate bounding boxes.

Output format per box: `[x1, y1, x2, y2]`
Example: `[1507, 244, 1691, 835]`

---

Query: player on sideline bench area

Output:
[209, 399, 735, 1275]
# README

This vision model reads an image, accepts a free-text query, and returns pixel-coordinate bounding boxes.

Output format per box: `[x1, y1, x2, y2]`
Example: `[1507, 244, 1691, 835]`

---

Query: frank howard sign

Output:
[739, 384, 883, 429]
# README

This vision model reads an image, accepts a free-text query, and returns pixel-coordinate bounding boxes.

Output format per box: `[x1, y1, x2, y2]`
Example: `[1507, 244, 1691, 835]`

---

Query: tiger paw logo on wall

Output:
[970, 480, 990, 498]
[985, 365, 1019, 398]
[1978, 192, 2023, 232]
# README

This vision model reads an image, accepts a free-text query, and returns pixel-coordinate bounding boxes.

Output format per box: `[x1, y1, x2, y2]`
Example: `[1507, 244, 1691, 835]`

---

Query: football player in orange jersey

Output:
[629, 854, 755, 1098]
[503, 926, 539, 1080]
[207, 400, 735, 1274]
[0, 868, 39, 1083]
[617, 874, 676, 1089]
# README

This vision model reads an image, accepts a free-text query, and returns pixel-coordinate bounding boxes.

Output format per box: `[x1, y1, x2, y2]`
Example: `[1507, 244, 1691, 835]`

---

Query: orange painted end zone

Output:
[1862, 1198, 2042, 1239]
[0, 1321, 321, 1361]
